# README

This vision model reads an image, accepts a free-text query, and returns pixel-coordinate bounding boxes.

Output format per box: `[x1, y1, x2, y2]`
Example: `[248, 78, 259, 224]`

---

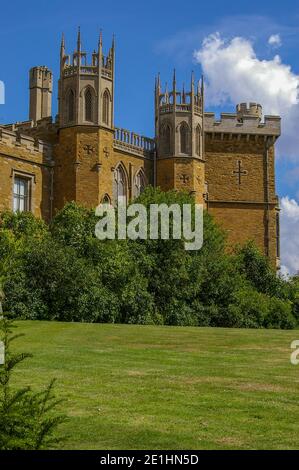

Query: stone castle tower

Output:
[29, 66, 53, 122]
[53, 30, 117, 210]
[155, 72, 206, 204]
[0, 29, 281, 268]
[58, 29, 114, 128]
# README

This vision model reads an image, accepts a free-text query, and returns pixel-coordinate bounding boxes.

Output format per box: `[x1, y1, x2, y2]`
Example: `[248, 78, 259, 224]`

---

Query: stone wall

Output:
[53, 126, 154, 213]
[0, 128, 53, 221]
[205, 131, 279, 268]
[0, 102, 281, 268]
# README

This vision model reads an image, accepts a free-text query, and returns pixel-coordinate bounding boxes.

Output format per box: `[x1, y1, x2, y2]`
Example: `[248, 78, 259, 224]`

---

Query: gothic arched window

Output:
[85, 88, 93, 122]
[164, 124, 171, 155]
[160, 123, 171, 156]
[195, 125, 201, 156]
[101, 194, 111, 205]
[102, 90, 110, 125]
[113, 165, 127, 205]
[67, 89, 75, 122]
[134, 170, 146, 198]
[180, 122, 189, 154]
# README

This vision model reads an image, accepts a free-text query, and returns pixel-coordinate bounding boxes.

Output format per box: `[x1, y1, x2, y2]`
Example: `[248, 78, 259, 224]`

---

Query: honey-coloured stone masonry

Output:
[0, 31, 281, 269]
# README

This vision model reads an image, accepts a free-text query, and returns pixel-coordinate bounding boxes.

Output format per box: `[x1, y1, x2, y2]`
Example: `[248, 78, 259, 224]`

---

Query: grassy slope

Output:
[11, 321, 299, 450]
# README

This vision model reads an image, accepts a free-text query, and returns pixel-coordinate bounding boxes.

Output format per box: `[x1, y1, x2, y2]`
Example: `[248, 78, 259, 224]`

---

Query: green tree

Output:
[235, 242, 288, 299]
[134, 187, 241, 325]
[50, 201, 97, 256]
[4, 238, 118, 322]
[0, 210, 48, 241]
[1, 192, 296, 329]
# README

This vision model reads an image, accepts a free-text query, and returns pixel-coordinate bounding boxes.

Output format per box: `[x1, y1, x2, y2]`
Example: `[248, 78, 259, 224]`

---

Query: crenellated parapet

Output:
[236, 102, 263, 122]
[114, 127, 155, 159]
[58, 29, 115, 128]
[60, 29, 114, 81]
[205, 103, 281, 139]
[29, 66, 53, 122]
[155, 71, 205, 161]
[0, 127, 53, 162]
[3, 117, 59, 145]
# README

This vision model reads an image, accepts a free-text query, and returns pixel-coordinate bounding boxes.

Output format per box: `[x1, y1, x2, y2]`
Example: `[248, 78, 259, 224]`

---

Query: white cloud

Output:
[194, 33, 299, 160]
[194, 34, 299, 273]
[268, 34, 282, 48]
[280, 197, 299, 275]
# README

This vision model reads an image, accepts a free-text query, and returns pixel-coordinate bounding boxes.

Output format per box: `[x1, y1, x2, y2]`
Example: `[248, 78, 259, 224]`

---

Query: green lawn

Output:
[10, 321, 299, 449]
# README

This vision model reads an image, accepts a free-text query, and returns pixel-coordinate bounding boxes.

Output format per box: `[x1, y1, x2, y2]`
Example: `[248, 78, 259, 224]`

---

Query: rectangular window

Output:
[13, 176, 31, 212]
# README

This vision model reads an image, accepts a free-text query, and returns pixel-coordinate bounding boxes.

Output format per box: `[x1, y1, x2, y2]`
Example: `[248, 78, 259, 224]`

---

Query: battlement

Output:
[60, 29, 114, 80]
[114, 127, 155, 158]
[204, 110, 281, 137]
[4, 116, 57, 132]
[156, 72, 203, 116]
[237, 102, 263, 122]
[30, 66, 53, 90]
[159, 103, 202, 116]
[0, 126, 53, 160]
[62, 63, 112, 80]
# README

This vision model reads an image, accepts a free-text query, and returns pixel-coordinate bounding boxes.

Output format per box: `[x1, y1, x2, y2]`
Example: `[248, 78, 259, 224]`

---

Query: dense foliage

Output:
[0, 187, 297, 329]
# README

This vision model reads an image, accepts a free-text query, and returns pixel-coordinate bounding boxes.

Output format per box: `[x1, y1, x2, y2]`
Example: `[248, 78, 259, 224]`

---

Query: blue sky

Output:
[1, 0, 299, 271]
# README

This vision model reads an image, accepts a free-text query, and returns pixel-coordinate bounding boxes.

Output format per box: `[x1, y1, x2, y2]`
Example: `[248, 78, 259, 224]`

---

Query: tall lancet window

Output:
[134, 170, 146, 198]
[67, 89, 75, 122]
[102, 90, 110, 125]
[195, 125, 201, 156]
[163, 124, 171, 155]
[180, 122, 189, 154]
[85, 88, 93, 122]
[113, 165, 127, 205]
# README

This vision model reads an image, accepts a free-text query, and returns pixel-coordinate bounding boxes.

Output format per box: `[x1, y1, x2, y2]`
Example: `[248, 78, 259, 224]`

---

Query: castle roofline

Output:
[0, 127, 53, 159]
[204, 112, 281, 137]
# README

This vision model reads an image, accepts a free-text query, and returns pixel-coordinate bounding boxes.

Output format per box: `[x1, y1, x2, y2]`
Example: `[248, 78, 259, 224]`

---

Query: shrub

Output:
[0, 316, 65, 450]
[226, 288, 269, 328]
[4, 238, 119, 323]
[0, 192, 297, 330]
[50, 202, 97, 256]
[235, 242, 288, 299]
[264, 298, 296, 330]
[0, 211, 48, 241]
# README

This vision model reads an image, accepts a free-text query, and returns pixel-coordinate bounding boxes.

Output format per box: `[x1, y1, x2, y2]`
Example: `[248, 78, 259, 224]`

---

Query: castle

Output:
[0, 30, 281, 267]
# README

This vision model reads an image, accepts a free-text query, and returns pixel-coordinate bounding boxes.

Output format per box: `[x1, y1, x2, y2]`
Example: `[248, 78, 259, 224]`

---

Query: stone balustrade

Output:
[63, 65, 112, 78]
[159, 103, 201, 115]
[114, 127, 155, 157]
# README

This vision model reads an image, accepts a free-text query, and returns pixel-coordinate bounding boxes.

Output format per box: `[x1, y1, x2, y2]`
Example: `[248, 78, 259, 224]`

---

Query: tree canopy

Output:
[0, 188, 297, 329]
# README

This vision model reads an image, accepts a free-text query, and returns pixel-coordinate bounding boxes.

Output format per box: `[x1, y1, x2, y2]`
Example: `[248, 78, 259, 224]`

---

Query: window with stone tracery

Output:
[102, 90, 110, 125]
[85, 88, 93, 122]
[195, 125, 201, 156]
[160, 123, 172, 156]
[134, 170, 146, 198]
[113, 165, 127, 205]
[67, 89, 75, 122]
[180, 122, 189, 154]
